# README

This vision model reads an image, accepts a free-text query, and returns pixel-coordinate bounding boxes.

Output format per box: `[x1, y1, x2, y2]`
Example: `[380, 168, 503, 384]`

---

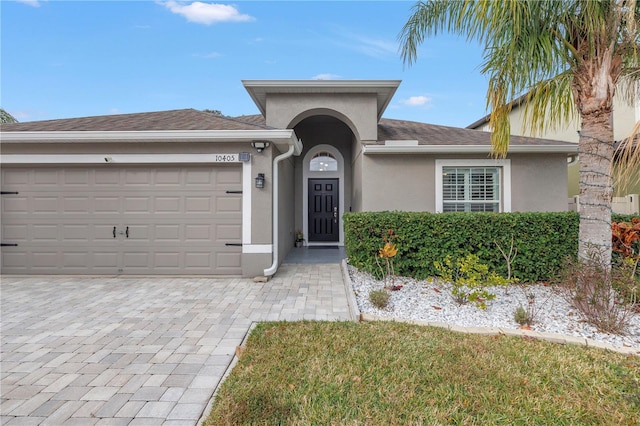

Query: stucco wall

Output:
[351, 137, 363, 212]
[509, 153, 568, 212]
[361, 154, 436, 212]
[359, 153, 569, 213]
[265, 93, 379, 142]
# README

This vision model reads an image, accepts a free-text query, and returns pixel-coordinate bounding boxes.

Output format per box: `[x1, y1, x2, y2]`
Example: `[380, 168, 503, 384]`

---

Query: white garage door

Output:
[1, 165, 242, 275]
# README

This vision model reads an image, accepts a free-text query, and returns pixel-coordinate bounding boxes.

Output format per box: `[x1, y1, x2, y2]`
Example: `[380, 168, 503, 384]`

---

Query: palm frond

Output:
[613, 120, 640, 194]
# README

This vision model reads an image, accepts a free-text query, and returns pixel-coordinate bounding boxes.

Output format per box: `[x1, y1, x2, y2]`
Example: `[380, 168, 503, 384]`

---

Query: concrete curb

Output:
[340, 259, 361, 322]
[197, 322, 257, 425]
[340, 263, 639, 357]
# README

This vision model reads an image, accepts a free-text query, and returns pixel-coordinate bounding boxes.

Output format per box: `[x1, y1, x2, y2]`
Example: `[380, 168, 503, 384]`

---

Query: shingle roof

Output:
[0, 109, 573, 146]
[0, 109, 273, 132]
[376, 118, 571, 146]
[234, 114, 571, 146]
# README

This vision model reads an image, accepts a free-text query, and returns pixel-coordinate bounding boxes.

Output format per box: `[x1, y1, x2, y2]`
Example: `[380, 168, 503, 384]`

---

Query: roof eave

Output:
[242, 79, 401, 120]
[362, 144, 578, 154]
[0, 129, 302, 155]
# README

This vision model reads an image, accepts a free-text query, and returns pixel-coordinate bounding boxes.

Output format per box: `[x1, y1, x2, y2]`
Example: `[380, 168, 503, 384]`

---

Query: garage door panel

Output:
[1, 165, 242, 275]
[155, 197, 181, 213]
[32, 251, 59, 268]
[95, 170, 120, 185]
[185, 225, 211, 241]
[93, 251, 119, 268]
[3, 197, 29, 213]
[154, 252, 181, 268]
[216, 170, 242, 185]
[125, 170, 153, 185]
[3, 170, 29, 185]
[123, 197, 150, 213]
[32, 197, 58, 213]
[217, 224, 242, 240]
[185, 197, 211, 212]
[154, 225, 180, 241]
[184, 252, 211, 268]
[2, 251, 27, 270]
[64, 170, 90, 185]
[64, 197, 91, 213]
[186, 170, 214, 184]
[33, 225, 59, 241]
[122, 252, 149, 268]
[217, 252, 242, 269]
[95, 197, 120, 213]
[34, 170, 59, 185]
[2, 224, 28, 242]
[63, 252, 89, 267]
[217, 197, 242, 213]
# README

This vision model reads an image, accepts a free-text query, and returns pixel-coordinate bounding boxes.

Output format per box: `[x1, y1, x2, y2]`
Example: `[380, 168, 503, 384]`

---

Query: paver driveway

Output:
[1, 264, 353, 425]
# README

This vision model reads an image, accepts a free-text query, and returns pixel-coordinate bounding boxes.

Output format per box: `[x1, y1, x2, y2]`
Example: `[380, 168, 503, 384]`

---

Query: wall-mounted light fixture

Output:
[251, 140, 271, 153]
[255, 173, 265, 189]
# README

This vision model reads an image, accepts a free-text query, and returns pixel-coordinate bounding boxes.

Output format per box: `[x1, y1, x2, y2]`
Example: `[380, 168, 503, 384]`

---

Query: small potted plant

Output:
[295, 230, 305, 247]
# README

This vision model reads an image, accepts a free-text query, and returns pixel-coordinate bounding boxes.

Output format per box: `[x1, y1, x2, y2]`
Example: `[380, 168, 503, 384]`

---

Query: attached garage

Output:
[1, 164, 243, 275]
[0, 108, 304, 277]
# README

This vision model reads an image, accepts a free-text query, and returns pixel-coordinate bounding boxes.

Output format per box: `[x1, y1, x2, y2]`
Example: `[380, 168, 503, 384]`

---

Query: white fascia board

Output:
[2, 154, 246, 165]
[362, 144, 578, 154]
[0, 129, 297, 143]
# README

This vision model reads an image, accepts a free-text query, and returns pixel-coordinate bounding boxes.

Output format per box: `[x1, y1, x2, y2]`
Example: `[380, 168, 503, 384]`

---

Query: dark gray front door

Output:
[308, 178, 339, 242]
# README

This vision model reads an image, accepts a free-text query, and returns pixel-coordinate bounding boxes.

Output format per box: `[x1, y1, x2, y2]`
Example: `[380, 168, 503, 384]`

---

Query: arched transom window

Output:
[309, 152, 338, 172]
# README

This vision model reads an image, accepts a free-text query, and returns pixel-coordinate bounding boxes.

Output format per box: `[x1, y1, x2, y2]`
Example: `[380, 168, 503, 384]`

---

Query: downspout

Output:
[263, 140, 298, 277]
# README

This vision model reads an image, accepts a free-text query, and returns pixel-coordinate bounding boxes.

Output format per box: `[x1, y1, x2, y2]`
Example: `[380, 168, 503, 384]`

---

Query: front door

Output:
[308, 178, 339, 242]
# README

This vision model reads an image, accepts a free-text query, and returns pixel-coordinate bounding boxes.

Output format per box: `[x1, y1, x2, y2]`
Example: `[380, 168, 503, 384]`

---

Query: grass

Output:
[204, 321, 640, 425]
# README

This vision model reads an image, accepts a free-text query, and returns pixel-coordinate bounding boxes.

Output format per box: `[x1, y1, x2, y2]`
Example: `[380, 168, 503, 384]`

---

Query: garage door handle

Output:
[125, 226, 129, 238]
[113, 226, 116, 238]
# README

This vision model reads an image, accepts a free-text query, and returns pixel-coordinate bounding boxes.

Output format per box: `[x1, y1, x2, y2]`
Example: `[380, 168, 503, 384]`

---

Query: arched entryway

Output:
[302, 144, 345, 245]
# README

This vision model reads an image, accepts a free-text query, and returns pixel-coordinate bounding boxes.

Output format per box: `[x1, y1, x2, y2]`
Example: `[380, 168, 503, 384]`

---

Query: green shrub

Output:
[345, 212, 635, 283]
[344, 211, 586, 283]
[434, 254, 509, 309]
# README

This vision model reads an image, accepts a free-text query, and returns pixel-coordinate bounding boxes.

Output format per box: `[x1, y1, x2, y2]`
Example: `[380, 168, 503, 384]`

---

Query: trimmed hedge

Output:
[344, 211, 636, 283]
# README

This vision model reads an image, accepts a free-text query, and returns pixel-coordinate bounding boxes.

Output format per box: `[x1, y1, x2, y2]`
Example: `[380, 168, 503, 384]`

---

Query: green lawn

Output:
[205, 321, 639, 425]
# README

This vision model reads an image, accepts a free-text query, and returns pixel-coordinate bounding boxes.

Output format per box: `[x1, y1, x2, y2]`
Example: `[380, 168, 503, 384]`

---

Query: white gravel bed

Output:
[348, 266, 640, 350]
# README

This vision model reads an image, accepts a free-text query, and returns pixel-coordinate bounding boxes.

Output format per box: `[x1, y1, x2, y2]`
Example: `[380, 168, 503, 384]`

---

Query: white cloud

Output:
[108, 108, 121, 115]
[403, 95, 432, 107]
[160, 1, 254, 25]
[312, 73, 342, 80]
[16, 0, 41, 7]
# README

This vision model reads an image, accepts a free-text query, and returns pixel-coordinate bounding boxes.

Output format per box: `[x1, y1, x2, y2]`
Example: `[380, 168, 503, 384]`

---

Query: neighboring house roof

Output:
[0, 109, 273, 132]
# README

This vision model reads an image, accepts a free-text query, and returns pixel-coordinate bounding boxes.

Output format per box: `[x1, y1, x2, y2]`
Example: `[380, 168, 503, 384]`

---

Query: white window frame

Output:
[435, 159, 511, 213]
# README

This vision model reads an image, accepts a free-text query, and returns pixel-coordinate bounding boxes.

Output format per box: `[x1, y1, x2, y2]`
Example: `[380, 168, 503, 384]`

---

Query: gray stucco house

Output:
[0, 80, 577, 277]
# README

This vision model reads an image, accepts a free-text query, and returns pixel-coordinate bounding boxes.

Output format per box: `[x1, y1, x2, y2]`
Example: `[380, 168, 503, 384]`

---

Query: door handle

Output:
[125, 226, 129, 238]
[333, 206, 338, 223]
[113, 226, 116, 238]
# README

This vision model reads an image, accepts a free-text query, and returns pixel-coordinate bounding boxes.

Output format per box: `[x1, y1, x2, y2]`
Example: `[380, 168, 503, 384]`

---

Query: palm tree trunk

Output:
[578, 110, 614, 266]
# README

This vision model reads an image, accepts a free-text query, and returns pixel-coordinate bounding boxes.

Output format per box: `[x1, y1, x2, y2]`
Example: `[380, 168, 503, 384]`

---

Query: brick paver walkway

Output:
[1, 264, 353, 425]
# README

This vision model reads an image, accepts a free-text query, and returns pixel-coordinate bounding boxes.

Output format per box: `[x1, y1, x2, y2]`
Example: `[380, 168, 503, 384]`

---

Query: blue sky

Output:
[2, 0, 488, 127]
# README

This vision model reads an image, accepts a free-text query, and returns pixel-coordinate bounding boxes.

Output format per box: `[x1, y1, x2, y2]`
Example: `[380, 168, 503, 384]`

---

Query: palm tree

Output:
[400, 0, 640, 266]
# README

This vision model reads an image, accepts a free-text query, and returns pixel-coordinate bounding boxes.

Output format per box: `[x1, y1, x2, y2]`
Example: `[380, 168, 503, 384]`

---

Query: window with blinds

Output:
[442, 167, 500, 212]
